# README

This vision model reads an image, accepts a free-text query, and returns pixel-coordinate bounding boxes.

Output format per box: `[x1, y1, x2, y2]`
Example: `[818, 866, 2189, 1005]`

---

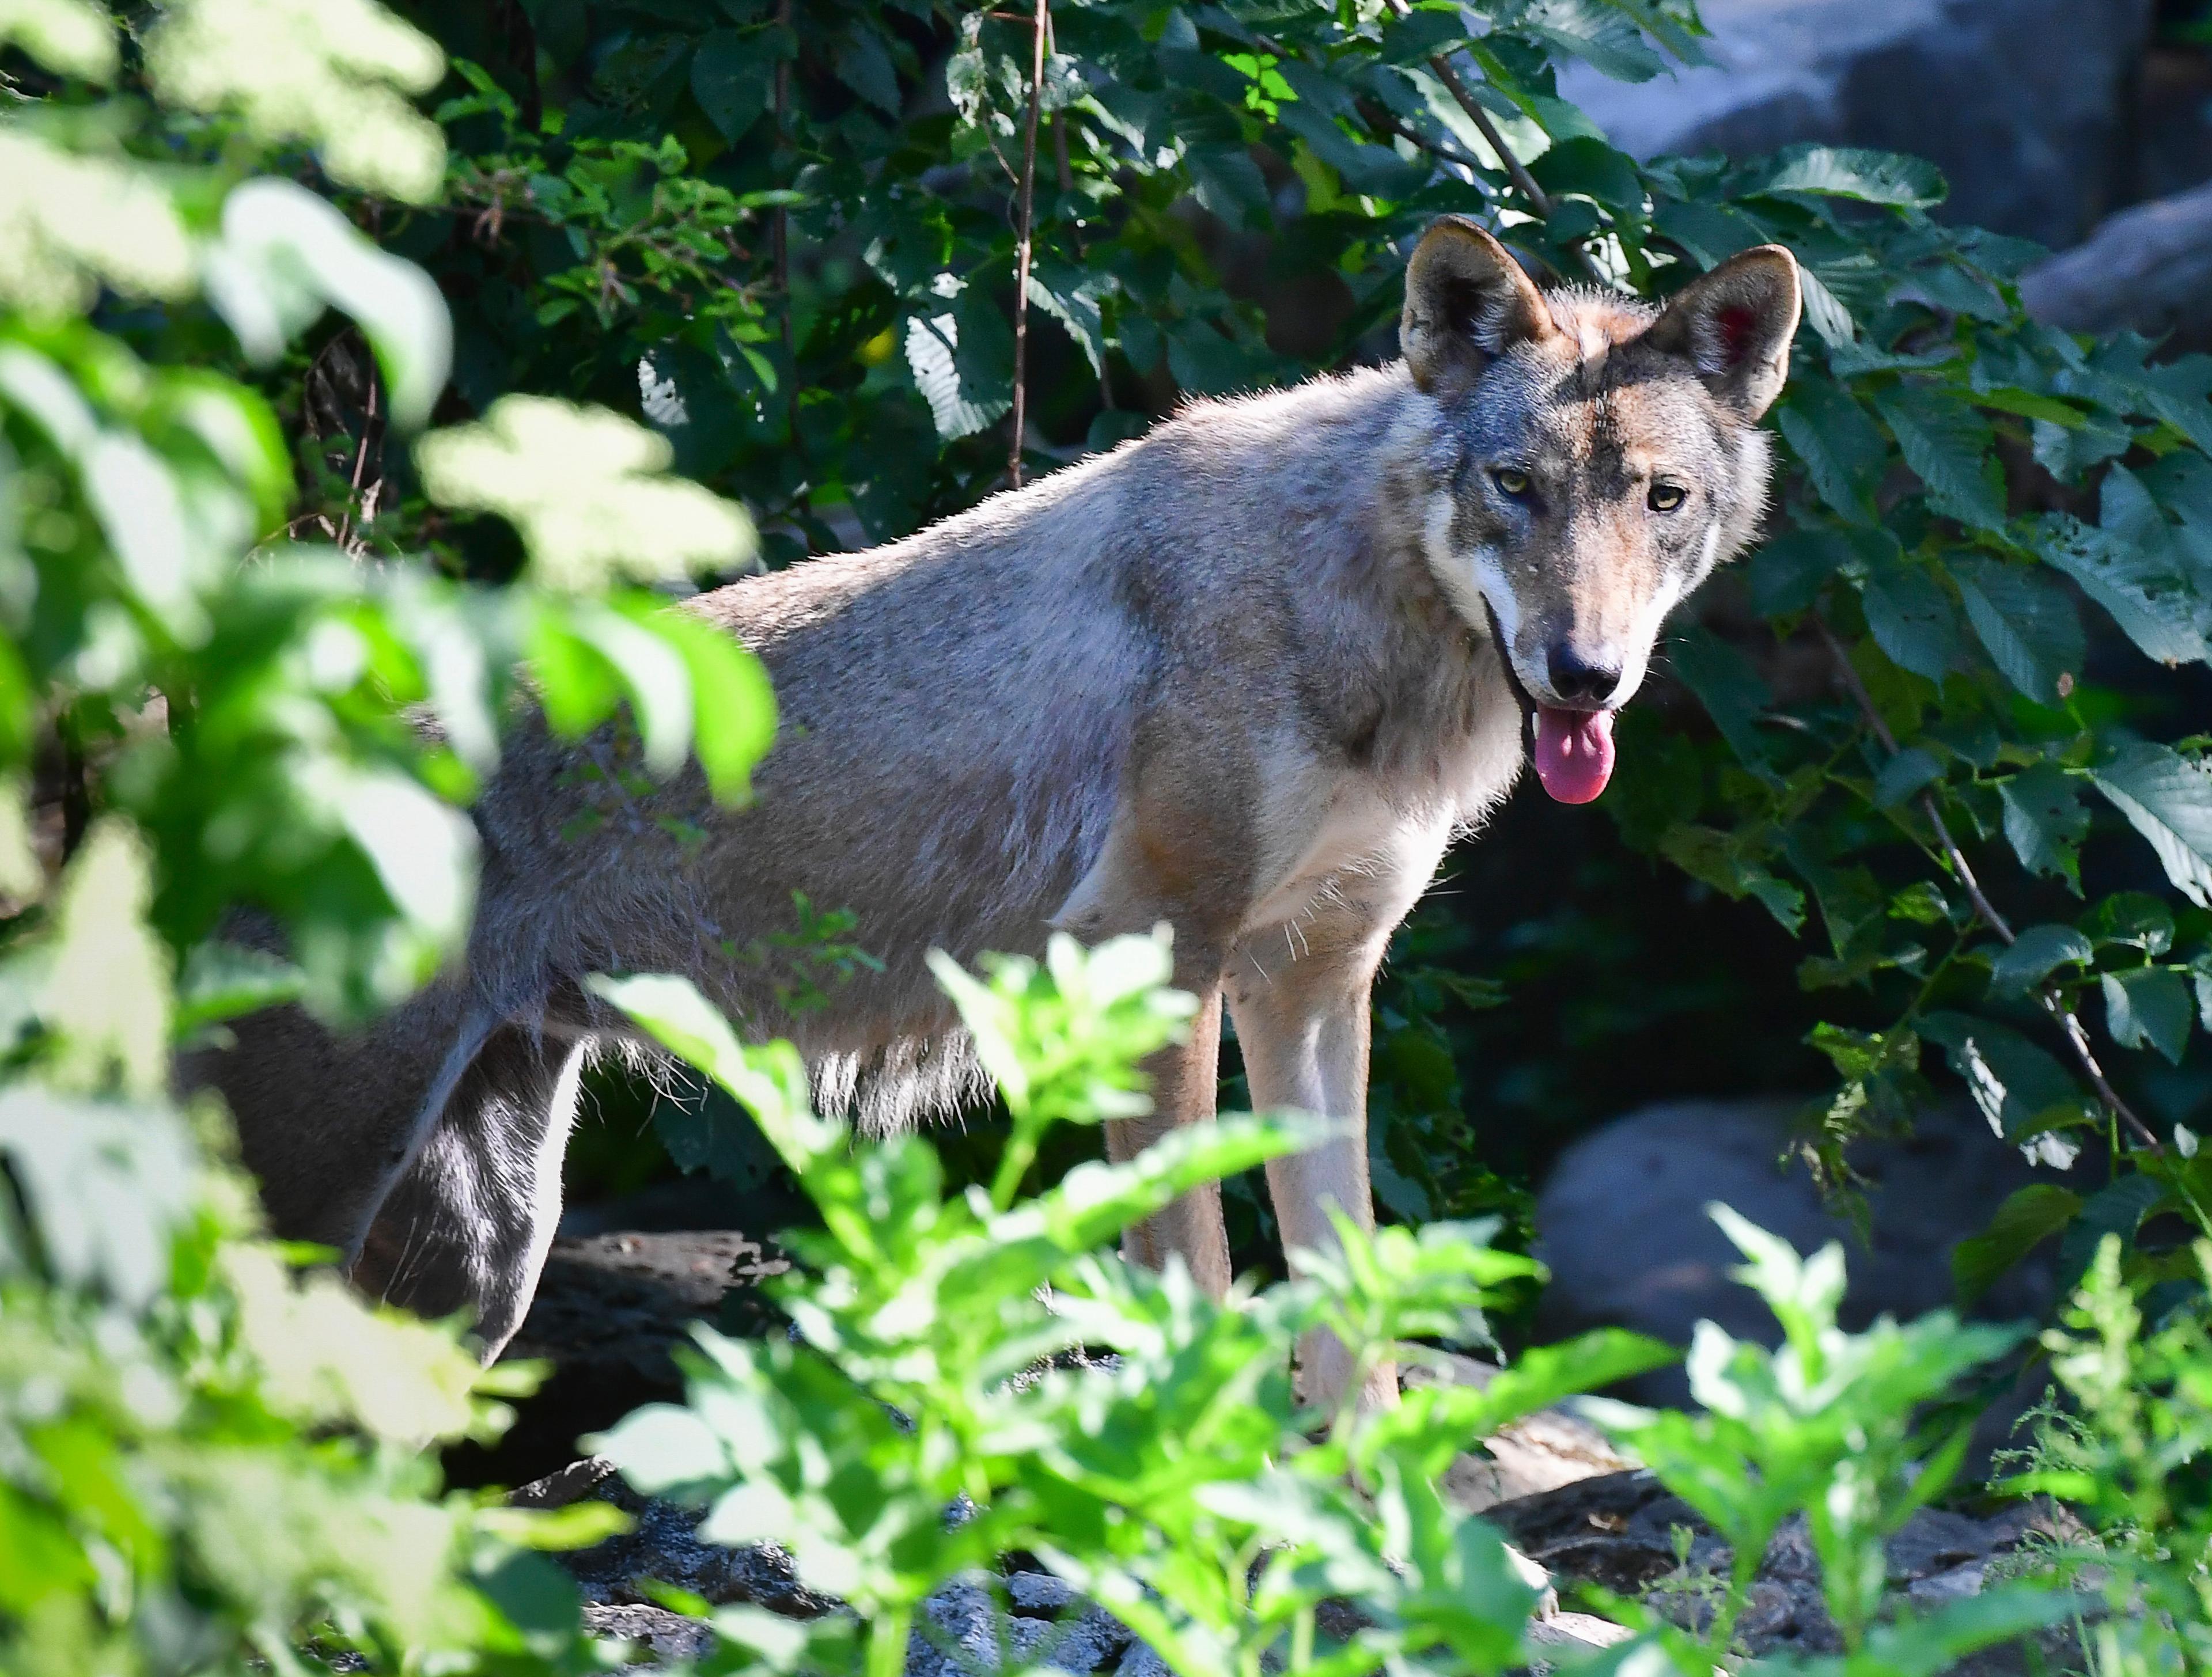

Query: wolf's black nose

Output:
[1546, 644, 1622, 706]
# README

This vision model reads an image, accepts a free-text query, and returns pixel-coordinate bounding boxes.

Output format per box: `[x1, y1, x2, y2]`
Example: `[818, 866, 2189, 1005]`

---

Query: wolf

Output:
[197, 219, 1800, 1410]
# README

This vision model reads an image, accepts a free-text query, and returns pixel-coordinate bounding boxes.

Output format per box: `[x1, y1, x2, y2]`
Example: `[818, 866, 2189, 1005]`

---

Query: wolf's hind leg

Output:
[350, 1025, 591, 1359]
[194, 985, 499, 1267]
[1055, 773, 1241, 1303]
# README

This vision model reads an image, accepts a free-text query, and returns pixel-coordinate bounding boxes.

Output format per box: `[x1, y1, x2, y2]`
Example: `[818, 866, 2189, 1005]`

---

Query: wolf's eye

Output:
[1648, 481, 1687, 512]
[1492, 468, 1532, 499]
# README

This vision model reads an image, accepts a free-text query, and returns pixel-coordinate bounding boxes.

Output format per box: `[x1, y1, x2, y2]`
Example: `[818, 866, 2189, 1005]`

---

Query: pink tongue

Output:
[1534, 708, 1616, 804]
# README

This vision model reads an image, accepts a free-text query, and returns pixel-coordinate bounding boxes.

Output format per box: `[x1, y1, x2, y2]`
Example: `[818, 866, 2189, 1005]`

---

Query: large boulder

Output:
[2021, 177, 2212, 353]
[1532, 1096, 2060, 1409]
[1557, 0, 2154, 247]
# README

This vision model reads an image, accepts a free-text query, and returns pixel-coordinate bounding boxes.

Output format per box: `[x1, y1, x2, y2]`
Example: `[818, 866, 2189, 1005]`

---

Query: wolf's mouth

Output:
[1533, 707, 1615, 803]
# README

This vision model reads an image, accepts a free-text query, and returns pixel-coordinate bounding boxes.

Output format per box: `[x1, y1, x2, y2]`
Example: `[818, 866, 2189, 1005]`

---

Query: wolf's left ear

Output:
[1401, 217, 1557, 396]
[1643, 245, 1802, 422]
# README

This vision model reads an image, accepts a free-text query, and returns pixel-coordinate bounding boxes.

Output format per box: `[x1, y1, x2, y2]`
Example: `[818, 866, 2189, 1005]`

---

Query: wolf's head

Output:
[1402, 217, 1800, 803]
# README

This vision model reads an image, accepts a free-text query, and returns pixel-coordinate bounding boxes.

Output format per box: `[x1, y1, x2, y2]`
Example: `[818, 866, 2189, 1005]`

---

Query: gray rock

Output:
[1113, 1644, 1173, 1677]
[2127, 43, 2212, 207]
[1556, 0, 2153, 246]
[1483, 1470, 2078, 1661]
[2021, 177, 2212, 352]
[908, 1579, 1132, 1675]
[584, 1601, 715, 1670]
[1532, 1097, 2058, 1410]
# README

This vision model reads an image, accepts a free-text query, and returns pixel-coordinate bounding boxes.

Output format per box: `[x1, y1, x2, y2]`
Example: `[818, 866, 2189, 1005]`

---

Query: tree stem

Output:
[1009, 0, 1048, 489]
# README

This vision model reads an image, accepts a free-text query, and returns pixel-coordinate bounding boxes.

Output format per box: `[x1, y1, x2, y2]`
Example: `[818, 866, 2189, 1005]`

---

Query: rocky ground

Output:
[521, 1440, 2082, 1674]
[479, 1230, 2082, 1674]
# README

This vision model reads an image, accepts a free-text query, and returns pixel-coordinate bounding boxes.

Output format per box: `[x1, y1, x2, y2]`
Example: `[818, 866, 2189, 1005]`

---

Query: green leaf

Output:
[645, 604, 777, 805]
[2084, 890, 2175, 954]
[1659, 824, 1805, 934]
[903, 305, 1010, 440]
[2055, 1173, 2169, 1285]
[2090, 742, 2212, 907]
[1950, 557, 2085, 705]
[1184, 142, 1268, 223]
[173, 941, 307, 1040]
[1921, 1011, 2096, 1163]
[209, 179, 452, 430]
[1753, 145, 1946, 208]
[2101, 966, 2193, 1063]
[0, 1088, 198, 1306]
[1953, 1183, 2082, 1305]
[1669, 623, 1773, 775]
[691, 31, 772, 140]
[1522, 0, 1668, 81]
[1746, 526, 1856, 615]
[1873, 746, 1943, 809]
[1873, 386, 2005, 531]
[2033, 510, 2211, 667]
[1860, 566, 1959, 683]
[0, 0, 118, 81]
[1381, 5, 1474, 61]
[1850, 1588, 2071, 1677]
[1777, 381, 1886, 523]
[418, 398, 753, 591]
[1999, 763, 2089, 889]
[1987, 924, 2093, 996]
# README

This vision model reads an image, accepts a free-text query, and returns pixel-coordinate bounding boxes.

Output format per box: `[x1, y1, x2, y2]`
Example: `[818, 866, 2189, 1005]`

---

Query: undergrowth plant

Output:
[0, 0, 774, 1668]
[2000, 1232, 2212, 1677]
[593, 935, 2072, 1677]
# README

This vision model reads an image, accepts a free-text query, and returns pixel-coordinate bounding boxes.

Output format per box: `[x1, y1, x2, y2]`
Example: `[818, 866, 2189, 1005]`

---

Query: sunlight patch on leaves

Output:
[416, 397, 755, 593]
[146, 0, 448, 202]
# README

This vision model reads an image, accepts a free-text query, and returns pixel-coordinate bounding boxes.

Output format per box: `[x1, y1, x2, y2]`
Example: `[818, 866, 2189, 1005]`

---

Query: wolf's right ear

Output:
[1642, 245, 1802, 421]
[1400, 218, 1556, 397]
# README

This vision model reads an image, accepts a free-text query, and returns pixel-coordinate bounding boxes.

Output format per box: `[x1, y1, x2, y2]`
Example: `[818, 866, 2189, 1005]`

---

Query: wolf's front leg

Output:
[1107, 985, 1234, 1300]
[1225, 950, 1397, 1415]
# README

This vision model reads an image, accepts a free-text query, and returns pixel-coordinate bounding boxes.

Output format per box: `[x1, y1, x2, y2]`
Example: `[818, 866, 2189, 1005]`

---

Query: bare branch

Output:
[1009, 0, 1048, 489]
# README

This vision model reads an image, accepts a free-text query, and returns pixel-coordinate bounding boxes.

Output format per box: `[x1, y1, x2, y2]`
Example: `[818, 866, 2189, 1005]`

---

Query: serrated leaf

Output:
[2033, 510, 2211, 667]
[1861, 566, 1959, 682]
[2101, 966, 2193, 1063]
[1669, 623, 1773, 775]
[1796, 266, 1855, 350]
[1999, 763, 2088, 890]
[1658, 824, 1805, 933]
[1777, 380, 1885, 523]
[1953, 1183, 2081, 1305]
[1873, 386, 2005, 531]
[2090, 742, 2212, 906]
[691, 31, 772, 139]
[1753, 145, 1946, 208]
[1522, 0, 1668, 82]
[1988, 925, 2093, 996]
[1921, 1011, 2096, 1159]
[903, 309, 1009, 440]
[1950, 556, 2085, 704]
[2056, 1173, 2169, 1285]
[1873, 745, 1944, 809]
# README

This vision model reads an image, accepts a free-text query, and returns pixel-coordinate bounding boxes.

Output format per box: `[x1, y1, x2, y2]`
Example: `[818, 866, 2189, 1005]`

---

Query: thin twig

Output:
[1374, 0, 1609, 282]
[1812, 616, 2164, 1152]
[1007, 0, 1048, 489]
[772, 0, 796, 452]
[1361, 105, 1491, 180]
[334, 366, 380, 556]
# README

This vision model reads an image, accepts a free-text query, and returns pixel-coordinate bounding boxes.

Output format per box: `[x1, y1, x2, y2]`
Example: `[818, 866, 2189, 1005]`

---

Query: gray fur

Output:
[194, 223, 1800, 1404]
